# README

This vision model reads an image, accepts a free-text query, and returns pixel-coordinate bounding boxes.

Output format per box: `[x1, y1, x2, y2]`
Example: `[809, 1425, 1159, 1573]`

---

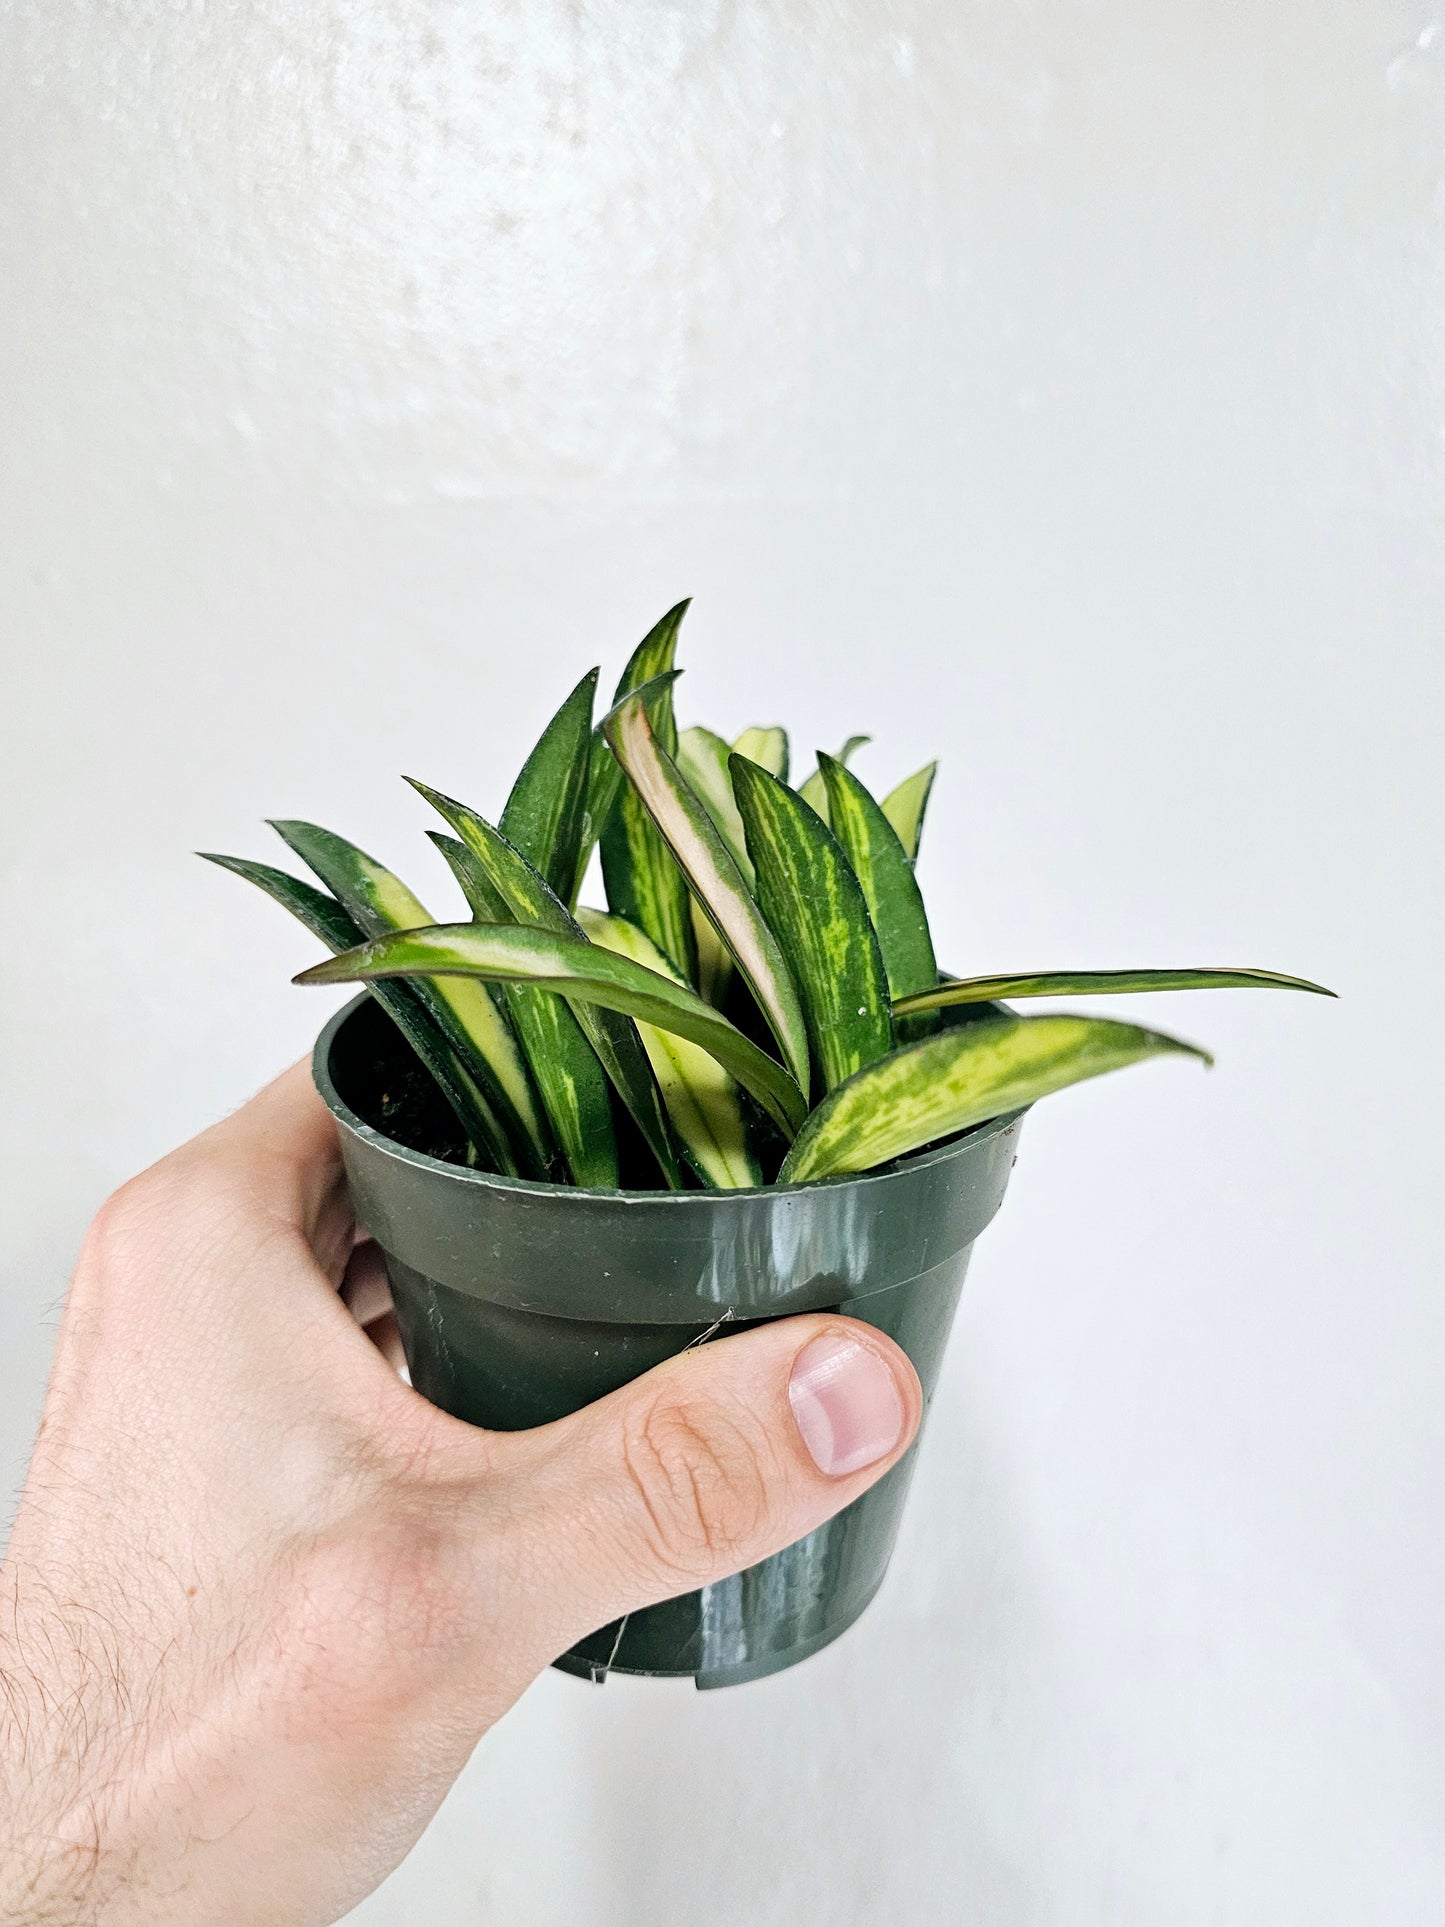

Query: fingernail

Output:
[788, 1333, 907, 1477]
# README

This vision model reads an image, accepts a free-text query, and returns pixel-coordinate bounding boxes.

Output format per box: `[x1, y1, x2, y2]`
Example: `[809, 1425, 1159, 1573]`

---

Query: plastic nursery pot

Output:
[314, 994, 1024, 1691]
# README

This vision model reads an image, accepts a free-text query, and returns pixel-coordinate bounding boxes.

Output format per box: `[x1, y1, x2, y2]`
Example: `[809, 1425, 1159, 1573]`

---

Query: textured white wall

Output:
[3, 4, 1444, 1922]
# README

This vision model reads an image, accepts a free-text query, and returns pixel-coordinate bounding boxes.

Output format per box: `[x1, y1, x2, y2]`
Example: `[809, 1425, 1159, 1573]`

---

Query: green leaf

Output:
[798, 735, 870, 826]
[267, 819, 549, 1176]
[819, 753, 938, 1006]
[880, 762, 937, 862]
[203, 850, 368, 955]
[410, 790, 620, 1179]
[294, 922, 808, 1138]
[199, 852, 517, 1173]
[893, 966, 1338, 1017]
[617, 602, 690, 753]
[677, 725, 752, 1006]
[495, 974, 619, 1188]
[570, 728, 625, 909]
[429, 828, 616, 1187]
[604, 681, 812, 1096]
[412, 783, 686, 1189]
[578, 909, 763, 1189]
[732, 725, 790, 783]
[731, 755, 892, 1096]
[429, 831, 498, 920]
[779, 1013, 1212, 1183]
[599, 603, 697, 978]
[500, 666, 598, 902]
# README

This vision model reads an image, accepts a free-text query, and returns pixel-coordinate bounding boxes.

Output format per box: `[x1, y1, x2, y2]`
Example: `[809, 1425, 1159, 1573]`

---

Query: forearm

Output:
[0, 1602, 125, 1927]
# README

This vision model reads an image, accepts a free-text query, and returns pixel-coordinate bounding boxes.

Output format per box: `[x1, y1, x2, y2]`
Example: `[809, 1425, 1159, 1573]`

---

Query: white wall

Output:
[3, 4, 1444, 1921]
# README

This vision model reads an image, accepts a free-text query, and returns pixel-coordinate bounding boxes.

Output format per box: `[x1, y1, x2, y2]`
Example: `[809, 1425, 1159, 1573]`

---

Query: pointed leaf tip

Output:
[880, 762, 937, 862]
[778, 1012, 1214, 1183]
[500, 666, 600, 901]
[600, 654, 695, 977]
[798, 735, 870, 826]
[599, 668, 683, 734]
[893, 966, 1336, 1017]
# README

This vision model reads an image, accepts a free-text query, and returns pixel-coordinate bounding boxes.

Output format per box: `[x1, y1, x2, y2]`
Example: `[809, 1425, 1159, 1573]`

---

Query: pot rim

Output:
[314, 993, 1027, 1210]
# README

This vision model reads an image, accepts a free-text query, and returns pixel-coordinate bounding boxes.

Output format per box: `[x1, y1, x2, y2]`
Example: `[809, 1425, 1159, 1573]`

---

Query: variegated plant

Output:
[205, 602, 1331, 1190]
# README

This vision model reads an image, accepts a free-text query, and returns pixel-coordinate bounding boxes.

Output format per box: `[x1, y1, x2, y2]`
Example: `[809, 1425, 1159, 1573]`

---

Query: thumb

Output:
[491, 1314, 923, 1657]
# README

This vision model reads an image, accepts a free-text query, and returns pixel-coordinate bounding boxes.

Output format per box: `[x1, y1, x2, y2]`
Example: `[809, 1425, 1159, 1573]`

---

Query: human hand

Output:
[0, 1064, 921, 1925]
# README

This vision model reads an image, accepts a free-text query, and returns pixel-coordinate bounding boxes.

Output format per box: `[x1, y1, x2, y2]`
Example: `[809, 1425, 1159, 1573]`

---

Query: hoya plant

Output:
[205, 602, 1329, 1190]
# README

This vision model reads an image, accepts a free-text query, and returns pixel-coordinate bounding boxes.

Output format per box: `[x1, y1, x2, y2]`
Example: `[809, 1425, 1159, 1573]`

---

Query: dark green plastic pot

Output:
[315, 994, 1023, 1690]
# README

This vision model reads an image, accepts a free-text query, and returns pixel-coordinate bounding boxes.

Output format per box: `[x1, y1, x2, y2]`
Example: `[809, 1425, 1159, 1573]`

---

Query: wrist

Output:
[0, 1589, 129, 1926]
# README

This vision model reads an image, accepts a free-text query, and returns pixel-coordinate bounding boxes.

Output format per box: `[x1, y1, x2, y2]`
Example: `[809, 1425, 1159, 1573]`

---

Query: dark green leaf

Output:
[599, 602, 697, 977]
[199, 852, 517, 1172]
[429, 831, 502, 920]
[203, 850, 367, 955]
[488, 962, 619, 1186]
[819, 753, 937, 1006]
[412, 782, 686, 1189]
[731, 755, 892, 1097]
[579, 909, 763, 1189]
[779, 1013, 1212, 1182]
[880, 762, 937, 862]
[409, 790, 619, 1186]
[893, 966, 1338, 1017]
[604, 682, 812, 1096]
[570, 728, 625, 908]
[500, 666, 598, 901]
[268, 819, 549, 1175]
[294, 922, 808, 1138]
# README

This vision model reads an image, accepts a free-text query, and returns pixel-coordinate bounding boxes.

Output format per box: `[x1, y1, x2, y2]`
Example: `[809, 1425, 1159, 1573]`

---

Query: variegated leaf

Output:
[677, 724, 752, 1005]
[200, 852, 516, 1172]
[579, 908, 762, 1189]
[411, 781, 685, 1189]
[267, 819, 549, 1175]
[819, 753, 937, 1006]
[599, 602, 697, 978]
[604, 681, 812, 1095]
[295, 922, 808, 1137]
[677, 726, 751, 878]
[730, 755, 892, 1096]
[893, 966, 1337, 1017]
[797, 735, 869, 826]
[779, 1013, 1211, 1182]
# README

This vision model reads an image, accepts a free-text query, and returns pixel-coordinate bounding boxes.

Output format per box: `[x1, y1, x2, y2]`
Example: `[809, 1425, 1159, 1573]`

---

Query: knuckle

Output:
[619, 1390, 778, 1582]
[86, 1156, 208, 1254]
[80, 1174, 170, 1281]
[79, 1152, 264, 1307]
[84, 1177, 147, 1257]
